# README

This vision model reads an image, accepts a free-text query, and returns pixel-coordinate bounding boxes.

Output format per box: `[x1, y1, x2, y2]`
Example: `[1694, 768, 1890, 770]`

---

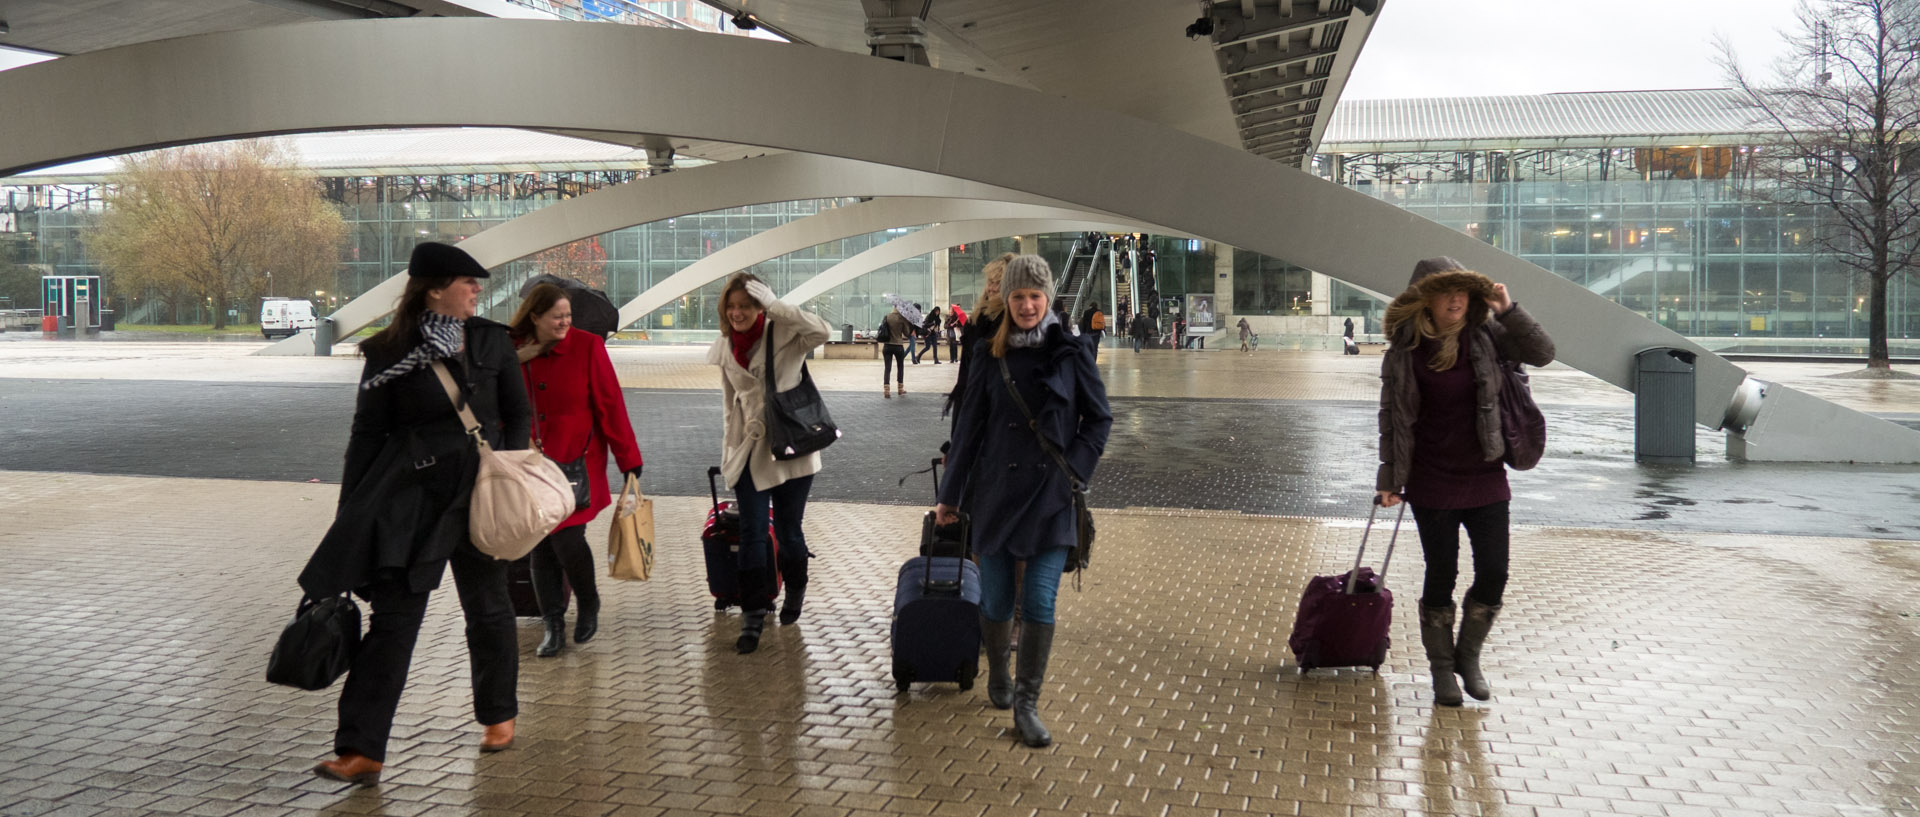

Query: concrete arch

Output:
[257, 152, 1084, 354]
[1, 18, 1911, 460]
[782, 219, 1193, 306]
[613, 197, 1164, 328]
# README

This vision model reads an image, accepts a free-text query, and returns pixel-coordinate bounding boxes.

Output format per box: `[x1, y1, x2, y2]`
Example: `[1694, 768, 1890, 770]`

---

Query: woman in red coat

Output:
[509, 283, 645, 657]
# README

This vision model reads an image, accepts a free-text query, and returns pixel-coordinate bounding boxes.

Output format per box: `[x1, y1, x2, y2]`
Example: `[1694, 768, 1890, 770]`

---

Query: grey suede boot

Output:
[1418, 603, 1463, 707]
[982, 617, 1014, 710]
[1012, 621, 1055, 747]
[1455, 598, 1502, 701]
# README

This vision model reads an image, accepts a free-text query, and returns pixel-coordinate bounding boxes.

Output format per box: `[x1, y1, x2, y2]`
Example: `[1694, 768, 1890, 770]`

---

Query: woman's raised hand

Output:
[1489, 283, 1513, 315]
[745, 280, 778, 307]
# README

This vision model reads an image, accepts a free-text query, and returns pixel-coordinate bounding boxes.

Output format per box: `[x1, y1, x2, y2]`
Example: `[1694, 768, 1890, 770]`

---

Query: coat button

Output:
[538, 414, 547, 422]
[1008, 462, 1019, 470]
[537, 383, 547, 390]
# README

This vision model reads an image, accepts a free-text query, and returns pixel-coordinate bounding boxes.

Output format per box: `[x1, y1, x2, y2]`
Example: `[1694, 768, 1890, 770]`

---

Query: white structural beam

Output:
[255, 152, 1086, 354]
[0, 18, 1911, 461]
[613, 198, 1166, 328]
[782, 219, 1190, 306]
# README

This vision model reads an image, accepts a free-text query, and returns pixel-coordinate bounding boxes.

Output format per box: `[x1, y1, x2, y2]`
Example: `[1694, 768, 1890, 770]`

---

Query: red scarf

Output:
[729, 312, 766, 369]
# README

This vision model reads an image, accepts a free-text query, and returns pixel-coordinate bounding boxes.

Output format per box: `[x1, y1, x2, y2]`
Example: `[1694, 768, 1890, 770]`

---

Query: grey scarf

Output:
[361, 311, 466, 390]
[1006, 311, 1061, 349]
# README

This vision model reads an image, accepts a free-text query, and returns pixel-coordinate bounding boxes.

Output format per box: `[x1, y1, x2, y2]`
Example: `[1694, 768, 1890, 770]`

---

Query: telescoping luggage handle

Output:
[707, 466, 723, 509]
[1346, 495, 1407, 596]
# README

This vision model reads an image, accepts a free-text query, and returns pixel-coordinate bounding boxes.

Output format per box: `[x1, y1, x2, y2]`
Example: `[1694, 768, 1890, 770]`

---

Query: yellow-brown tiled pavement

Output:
[1, 471, 1915, 816]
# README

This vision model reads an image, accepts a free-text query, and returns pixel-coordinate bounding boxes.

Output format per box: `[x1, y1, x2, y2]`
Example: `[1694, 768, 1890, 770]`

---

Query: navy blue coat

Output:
[939, 323, 1112, 560]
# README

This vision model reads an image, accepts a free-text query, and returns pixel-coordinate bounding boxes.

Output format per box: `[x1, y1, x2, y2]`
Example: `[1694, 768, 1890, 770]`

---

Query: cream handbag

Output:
[432, 362, 572, 561]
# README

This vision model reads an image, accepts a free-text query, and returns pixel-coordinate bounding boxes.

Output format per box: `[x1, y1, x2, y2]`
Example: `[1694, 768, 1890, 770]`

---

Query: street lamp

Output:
[265, 271, 273, 297]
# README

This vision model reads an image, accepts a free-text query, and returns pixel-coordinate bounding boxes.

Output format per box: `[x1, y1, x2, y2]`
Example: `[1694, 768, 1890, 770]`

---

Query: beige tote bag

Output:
[607, 474, 655, 581]
[432, 362, 572, 561]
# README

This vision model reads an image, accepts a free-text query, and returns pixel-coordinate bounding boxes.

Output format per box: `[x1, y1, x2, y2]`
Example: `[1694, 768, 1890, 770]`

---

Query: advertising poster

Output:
[1185, 294, 1216, 332]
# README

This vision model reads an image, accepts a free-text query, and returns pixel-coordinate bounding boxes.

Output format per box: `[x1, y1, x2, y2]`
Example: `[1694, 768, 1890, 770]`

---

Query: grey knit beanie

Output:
[1002, 254, 1055, 298]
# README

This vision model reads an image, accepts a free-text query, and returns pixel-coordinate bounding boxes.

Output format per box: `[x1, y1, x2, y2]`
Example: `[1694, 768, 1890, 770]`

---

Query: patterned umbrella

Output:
[883, 293, 923, 324]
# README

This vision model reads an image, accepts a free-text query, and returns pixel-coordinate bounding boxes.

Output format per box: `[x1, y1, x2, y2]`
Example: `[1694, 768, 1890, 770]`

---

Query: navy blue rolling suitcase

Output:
[891, 460, 981, 692]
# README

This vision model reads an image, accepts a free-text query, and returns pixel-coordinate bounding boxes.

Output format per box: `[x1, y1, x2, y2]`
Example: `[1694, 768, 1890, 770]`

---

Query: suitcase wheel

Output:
[894, 665, 914, 692]
[896, 678, 911, 692]
[957, 669, 974, 691]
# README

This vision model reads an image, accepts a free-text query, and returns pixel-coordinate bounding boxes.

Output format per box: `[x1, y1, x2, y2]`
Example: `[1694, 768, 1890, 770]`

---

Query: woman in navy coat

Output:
[935, 254, 1111, 748]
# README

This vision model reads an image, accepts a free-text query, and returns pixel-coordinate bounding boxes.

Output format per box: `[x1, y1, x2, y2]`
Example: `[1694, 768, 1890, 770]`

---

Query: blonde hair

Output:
[1384, 288, 1468, 371]
[977, 252, 1015, 319]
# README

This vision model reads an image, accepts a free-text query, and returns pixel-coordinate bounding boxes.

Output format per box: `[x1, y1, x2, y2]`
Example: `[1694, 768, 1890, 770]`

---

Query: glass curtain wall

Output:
[1316, 147, 1918, 342]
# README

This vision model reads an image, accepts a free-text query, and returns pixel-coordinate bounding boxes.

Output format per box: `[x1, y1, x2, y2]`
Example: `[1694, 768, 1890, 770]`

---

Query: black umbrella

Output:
[519, 274, 620, 338]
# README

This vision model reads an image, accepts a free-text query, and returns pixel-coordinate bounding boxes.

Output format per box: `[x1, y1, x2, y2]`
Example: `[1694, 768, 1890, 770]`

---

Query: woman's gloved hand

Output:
[745, 279, 778, 307]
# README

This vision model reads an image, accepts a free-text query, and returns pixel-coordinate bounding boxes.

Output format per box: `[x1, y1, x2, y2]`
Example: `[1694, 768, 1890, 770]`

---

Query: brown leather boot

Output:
[313, 752, 382, 785]
[480, 718, 515, 752]
[883, 384, 891, 399]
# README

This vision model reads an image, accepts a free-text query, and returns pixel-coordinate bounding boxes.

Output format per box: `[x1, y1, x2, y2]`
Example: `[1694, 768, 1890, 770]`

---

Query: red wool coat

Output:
[519, 328, 644, 531]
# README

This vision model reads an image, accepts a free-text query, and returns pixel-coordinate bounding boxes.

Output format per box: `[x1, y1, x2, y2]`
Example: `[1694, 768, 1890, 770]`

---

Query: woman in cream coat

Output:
[707, 272, 833, 653]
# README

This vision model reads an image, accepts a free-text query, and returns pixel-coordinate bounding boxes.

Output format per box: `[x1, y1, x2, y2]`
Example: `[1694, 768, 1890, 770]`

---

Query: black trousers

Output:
[334, 542, 518, 762]
[948, 337, 960, 360]
[882, 345, 906, 384]
[530, 523, 598, 618]
[1410, 500, 1510, 608]
[733, 471, 813, 612]
[914, 335, 941, 363]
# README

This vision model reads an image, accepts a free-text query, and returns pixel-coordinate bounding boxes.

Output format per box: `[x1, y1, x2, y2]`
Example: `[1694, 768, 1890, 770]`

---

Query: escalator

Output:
[1055, 238, 1109, 321]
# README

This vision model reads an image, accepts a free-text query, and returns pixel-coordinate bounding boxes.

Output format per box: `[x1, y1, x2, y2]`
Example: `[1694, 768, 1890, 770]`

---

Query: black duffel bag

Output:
[763, 320, 841, 461]
[265, 593, 362, 691]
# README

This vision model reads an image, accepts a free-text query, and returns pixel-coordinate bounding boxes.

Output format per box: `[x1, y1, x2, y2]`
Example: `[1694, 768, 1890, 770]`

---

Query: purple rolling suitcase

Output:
[1289, 497, 1405, 673]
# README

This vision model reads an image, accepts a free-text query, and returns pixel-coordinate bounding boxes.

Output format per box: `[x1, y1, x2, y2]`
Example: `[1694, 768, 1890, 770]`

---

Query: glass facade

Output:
[1314, 148, 1920, 341]
[9, 174, 935, 335]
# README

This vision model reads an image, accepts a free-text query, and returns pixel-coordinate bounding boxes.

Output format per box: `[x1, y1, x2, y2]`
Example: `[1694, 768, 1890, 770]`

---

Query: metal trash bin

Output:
[313, 317, 336, 357]
[841, 323, 854, 343]
[1633, 348, 1697, 464]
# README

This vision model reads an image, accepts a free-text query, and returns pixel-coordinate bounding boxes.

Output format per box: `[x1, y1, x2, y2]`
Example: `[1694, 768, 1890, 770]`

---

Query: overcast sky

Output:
[1341, 0, 1806, 99]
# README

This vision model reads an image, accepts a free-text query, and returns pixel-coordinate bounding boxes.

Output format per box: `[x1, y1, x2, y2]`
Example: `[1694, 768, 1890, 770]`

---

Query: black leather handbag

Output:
[526, 371, 592, 512]
[764, 320, 841, 460]
[265, 594, 362, 691]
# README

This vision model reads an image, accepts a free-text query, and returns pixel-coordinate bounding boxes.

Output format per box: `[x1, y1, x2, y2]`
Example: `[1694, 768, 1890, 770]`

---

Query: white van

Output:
[261, 298, 317, 339]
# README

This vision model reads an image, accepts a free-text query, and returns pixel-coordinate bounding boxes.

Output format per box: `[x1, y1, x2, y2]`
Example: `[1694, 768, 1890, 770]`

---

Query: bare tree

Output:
[1720, 0, 1920, 373]
[87, 140, 348, 329]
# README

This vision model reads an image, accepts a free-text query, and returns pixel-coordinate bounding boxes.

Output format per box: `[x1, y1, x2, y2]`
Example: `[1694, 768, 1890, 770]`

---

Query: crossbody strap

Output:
[431, 360, 494, 454]
[995, 356, 1083, 491]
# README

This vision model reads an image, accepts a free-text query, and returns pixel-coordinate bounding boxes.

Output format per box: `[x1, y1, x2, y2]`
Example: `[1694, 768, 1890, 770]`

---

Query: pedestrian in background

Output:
[937, 254, 1112, 748]
[1237, 317, 1252, 353]
[1375, 257, 1555, 707]
[915, 306, 944, 364]
[709, 273, 833, 652]
[881, 305, 912, 398]
[1129, 311, 1153, 353]
[907, 303, 923, 364]
[945, 304, 964, 361]
[946, 253, 1011, 423]
[301, 242, 529, 784]
[509, 283, 645, 659]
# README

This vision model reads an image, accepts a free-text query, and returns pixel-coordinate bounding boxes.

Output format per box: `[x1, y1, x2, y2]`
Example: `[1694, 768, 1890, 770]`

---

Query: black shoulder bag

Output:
[764, 320, 842, 460]
[995, 356, 1094, 578]
[265, 593, 361, 691]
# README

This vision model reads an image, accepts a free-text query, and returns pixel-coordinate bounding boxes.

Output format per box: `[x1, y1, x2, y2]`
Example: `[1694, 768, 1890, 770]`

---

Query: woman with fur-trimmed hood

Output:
[1375, 257, 1554, 708]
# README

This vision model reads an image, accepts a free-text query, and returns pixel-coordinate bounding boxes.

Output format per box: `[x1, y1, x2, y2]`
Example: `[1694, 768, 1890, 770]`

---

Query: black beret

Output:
[408, 242, 490, 279]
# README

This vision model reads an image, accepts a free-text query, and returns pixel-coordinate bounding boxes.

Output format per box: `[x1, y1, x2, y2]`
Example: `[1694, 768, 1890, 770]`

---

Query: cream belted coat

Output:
[707, 297, 834, 492]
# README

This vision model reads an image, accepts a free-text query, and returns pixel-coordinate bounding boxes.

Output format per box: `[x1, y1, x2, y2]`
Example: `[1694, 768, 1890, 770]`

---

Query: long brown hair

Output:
[717, 272, 764, 337]
[362, 275, 456, 357]
[509, 282, 569, 342]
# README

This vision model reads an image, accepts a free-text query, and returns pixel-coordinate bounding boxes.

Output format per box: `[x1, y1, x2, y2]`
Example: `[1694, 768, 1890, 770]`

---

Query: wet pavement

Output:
[1, 375, 1915, 540]
[4, 339, 1920, 817]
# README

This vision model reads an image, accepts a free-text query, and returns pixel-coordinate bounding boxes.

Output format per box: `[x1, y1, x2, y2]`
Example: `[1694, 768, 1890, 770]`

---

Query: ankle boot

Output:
[883, 384, 891, 399]
[1455, 598, 1502, 701]
[1419, 603, 1463, 707]
[1012, 621, 1055, 747]
[779, 584, 806, 625]
[480, 718, 515, 752]
[736, 609, 768, 654]
[574, 597, 599, 643]
[982, 617, 1014, 710]
[537, 614, 566, 658]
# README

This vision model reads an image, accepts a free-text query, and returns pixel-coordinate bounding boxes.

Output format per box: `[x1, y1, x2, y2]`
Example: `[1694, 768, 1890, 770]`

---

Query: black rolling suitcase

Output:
[702, 466, 778, 611]
[891, 459, 981, 691]
[508, 555, 568, 617]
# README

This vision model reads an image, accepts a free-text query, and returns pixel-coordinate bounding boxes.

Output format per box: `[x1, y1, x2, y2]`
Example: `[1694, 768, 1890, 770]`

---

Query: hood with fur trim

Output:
[1383, 269, 1498, 339]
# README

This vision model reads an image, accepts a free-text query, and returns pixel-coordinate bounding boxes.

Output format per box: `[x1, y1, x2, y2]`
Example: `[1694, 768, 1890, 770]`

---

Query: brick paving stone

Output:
[4, 468, 1920, 817]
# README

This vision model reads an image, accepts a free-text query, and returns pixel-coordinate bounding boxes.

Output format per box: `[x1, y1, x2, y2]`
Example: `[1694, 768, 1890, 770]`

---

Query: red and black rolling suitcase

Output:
[1289, 496, 1404, 673]
[703, 465, 778, 611]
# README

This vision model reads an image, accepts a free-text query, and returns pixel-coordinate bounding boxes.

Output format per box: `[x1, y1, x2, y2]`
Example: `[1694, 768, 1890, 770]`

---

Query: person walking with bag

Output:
[935, 255, 1111, 747]
[709, 273, 834, 653]
[881, 305, 912, 398]
[298, 242, 530, 785]
[915, 306, 944, 364]
[1375, 257, 1554, 707]
[509, 283, 645, 658]
[944, 253, 1011, 423]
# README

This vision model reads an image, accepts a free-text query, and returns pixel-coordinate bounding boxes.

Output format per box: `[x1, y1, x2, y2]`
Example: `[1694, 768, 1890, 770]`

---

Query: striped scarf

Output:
[360, 311, 466, 391]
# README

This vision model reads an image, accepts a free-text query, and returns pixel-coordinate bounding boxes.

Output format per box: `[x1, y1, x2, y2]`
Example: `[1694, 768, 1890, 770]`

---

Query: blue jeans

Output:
[1131, 336, 1142, 353]
[733, 472, 814, 611]
[978, 547, 1070, 625]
